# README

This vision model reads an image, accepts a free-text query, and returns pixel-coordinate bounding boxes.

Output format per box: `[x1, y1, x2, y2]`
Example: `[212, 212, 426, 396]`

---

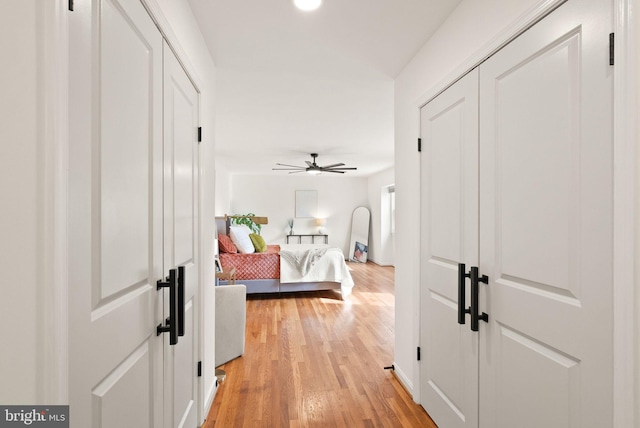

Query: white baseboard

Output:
[200, 382, 218, 427]
[392, 362, 415, 401]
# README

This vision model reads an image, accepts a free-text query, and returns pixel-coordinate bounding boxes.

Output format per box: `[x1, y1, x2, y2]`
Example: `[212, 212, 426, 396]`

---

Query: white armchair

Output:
[215, 284, 247, 367]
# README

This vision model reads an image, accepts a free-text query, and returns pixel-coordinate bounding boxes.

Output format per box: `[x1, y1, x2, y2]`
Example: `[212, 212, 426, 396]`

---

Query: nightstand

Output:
[215, 266, 237, 284]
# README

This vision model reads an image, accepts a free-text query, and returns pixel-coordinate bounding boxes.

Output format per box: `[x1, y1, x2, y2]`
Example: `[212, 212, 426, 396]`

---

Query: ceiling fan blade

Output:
[323, 167, 357, 171]
[275, 156, 355, 174]
[275, 163, 305, 168]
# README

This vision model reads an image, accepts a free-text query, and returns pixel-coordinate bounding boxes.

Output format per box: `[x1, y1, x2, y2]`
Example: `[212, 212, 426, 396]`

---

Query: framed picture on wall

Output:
[295, 190, 317, 218]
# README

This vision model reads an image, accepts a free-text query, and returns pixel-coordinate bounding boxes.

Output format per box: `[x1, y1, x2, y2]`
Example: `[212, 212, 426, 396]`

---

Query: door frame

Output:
[415, 0, 638, 425]
[39, 0, 70, 405]
[611, 0, 637, 425]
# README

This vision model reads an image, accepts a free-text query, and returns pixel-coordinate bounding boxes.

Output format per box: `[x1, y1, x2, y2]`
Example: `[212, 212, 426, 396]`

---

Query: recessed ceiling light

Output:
[294, 0, 322, 11]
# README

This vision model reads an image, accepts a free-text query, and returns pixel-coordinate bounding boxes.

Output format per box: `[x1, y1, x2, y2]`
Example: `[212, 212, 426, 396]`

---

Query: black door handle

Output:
[458, 263, 471, 324]
[469, 266, 489, 332]
[157, 268, 178, 345]
[177, 266, 185, 337]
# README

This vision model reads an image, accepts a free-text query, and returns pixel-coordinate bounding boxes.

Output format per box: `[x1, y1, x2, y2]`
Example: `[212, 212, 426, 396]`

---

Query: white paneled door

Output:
[162, 43, 200, 428]
[478, 0, 612, 426]
[420, 1, 612, 427]
[69, 0, 164, 426]
[69, 2, 200, 427]
[419, 69, 479, 428]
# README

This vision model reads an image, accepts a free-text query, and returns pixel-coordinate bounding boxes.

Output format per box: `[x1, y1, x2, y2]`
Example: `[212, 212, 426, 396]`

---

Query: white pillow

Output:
[229, 225, 255, 254]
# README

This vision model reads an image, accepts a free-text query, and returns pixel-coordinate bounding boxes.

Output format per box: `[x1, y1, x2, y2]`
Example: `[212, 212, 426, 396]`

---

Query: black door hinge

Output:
[418, 138, 422, 152]
[197, 361, 202, 377]
[417, 346, 421, 361]
[198, 127, 202, 143]
[609, 33, 615, 66]
[68, 0, 74, 11]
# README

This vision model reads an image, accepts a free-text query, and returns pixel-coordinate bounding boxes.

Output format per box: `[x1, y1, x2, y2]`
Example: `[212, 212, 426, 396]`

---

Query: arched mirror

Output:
[348, 206, 370, 262]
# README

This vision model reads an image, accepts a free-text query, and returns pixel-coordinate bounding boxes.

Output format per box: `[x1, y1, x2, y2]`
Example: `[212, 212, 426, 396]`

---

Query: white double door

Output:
[419, 0, 612, 427]
[69, 0, 200, 427]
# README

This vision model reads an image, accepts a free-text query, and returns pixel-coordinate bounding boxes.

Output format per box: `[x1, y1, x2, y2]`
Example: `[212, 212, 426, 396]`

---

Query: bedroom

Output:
[2, 0, 639, 427]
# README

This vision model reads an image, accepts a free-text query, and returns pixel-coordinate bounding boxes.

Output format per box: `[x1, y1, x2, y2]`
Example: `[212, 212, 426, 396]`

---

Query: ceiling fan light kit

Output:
[273, 153, 357, 175]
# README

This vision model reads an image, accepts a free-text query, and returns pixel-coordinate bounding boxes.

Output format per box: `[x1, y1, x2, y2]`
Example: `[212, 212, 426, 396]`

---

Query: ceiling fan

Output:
[273, 153, 357, 175]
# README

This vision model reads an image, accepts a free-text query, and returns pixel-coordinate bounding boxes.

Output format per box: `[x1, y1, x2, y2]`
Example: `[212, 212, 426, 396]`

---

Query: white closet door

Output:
[68, 0, 164, 426]
[162, 43, 200, 428]
[478, 0, 612, 427]
[420, 69, 479, 428]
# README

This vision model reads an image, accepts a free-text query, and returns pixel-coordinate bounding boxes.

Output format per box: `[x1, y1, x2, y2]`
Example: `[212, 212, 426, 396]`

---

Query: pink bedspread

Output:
[218, 245, 280, 280]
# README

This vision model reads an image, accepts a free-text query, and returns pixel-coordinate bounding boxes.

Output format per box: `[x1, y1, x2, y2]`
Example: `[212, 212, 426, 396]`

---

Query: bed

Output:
[215, 216, 354, 296]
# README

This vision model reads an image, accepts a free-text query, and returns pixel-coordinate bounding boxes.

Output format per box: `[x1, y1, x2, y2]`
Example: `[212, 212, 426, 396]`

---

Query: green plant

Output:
[231, 213, 261, 235]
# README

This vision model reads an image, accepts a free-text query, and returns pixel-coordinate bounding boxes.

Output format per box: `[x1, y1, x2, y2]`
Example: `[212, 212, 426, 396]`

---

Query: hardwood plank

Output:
[204, 262, 437, 428]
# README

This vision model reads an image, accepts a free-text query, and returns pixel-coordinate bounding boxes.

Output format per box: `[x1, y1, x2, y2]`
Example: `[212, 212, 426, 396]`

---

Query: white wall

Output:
[223, 170, 394, 265]
[215, 163, 232, 217]
[0, 0, 40, 403]
[229, 175, 368, 256]
[367, 167, 395, 265]
[151, 0, 218, 419]
[393, 0, 542, 400]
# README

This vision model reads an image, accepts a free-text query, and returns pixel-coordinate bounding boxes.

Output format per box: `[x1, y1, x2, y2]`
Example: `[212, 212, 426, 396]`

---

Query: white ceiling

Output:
[187, 0, 463, 177]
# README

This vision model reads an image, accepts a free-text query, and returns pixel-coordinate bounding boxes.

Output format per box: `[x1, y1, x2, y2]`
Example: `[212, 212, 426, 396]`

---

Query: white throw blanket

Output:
[279, 247, 328, 276]
[279, 244, 354, 296]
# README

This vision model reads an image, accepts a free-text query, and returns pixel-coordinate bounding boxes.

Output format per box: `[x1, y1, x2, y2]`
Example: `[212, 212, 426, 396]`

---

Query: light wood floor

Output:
[204, 262, 437, 428]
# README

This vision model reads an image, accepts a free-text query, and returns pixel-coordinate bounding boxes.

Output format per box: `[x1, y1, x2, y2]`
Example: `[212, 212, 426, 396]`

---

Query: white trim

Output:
[415, 0, 567, 109]
[197, 94, 206, 425]
[392, 362, 414, 400]
[140, 0, 203, 93]
[38, 0, 69, 404]
[613, 0, 638, 427]
[203, 382, 218, 423]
